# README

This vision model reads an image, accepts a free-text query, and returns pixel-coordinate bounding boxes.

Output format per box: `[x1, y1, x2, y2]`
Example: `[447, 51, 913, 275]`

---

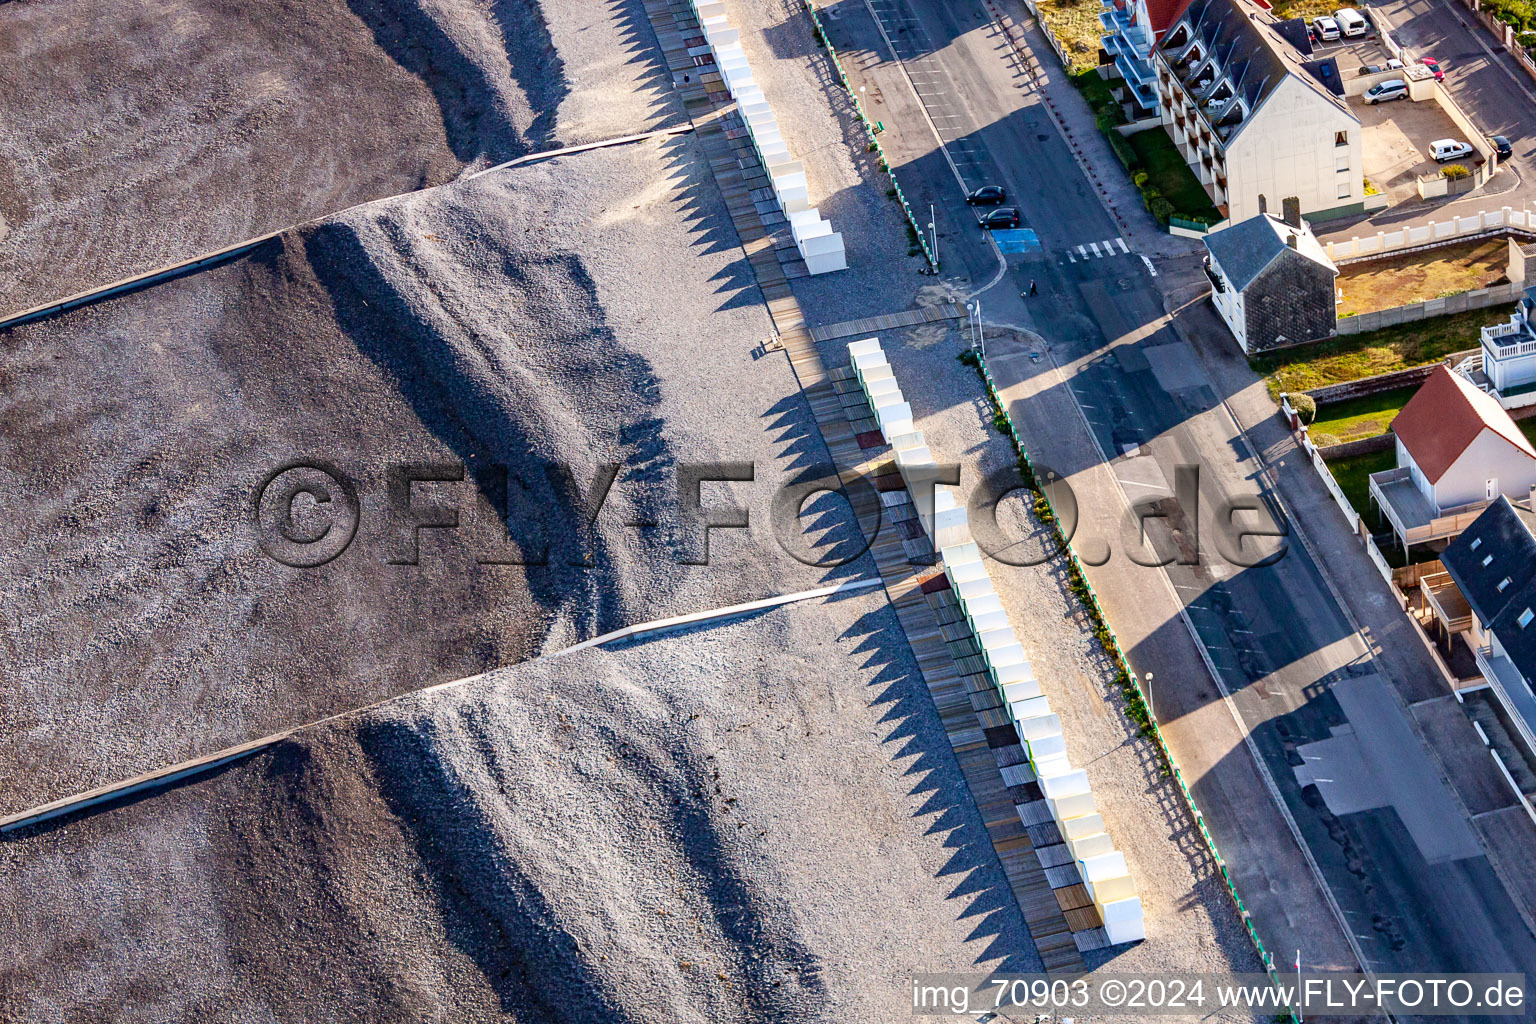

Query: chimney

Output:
[1258, 194, 1268, 215]
[1286, 232, 1298, 249]
[1282, 196, 1302, 228]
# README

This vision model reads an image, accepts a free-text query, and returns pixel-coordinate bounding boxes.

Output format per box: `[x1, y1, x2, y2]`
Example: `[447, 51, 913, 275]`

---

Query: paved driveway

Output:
[1319, 0, 1536, 239]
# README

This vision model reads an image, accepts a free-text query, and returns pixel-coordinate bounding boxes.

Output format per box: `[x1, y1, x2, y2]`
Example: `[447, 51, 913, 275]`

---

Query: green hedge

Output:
[1485, 0, 1536, 32]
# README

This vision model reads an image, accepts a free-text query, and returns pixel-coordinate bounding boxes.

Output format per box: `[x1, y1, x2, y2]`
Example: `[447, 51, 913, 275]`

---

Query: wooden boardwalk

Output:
[807, 303, 968, 343]
[639, 0, 1095, 970]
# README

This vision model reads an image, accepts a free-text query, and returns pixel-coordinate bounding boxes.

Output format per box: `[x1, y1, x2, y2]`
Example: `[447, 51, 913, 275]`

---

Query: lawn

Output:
[1036, 0, 1106, 72]
[1323, 447, 1394, 519]
[1126, 128, 1223, 222]
[1336, 239, 1510, 316]
[1251, 302, 1515, 399]
[1271, 0, 1347, 19]
[1308, 386, 1417, 446]
[1073, 69, 1126, 125]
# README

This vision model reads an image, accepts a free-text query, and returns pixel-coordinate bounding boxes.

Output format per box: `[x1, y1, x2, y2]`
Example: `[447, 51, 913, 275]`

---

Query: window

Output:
[1471, 538, 1483, 550]
[1337, 183, 1351, 199]
[1519, 608, 1534, 629]
[1335, 130, 1348, 146]
[1483, 554, 1494, 567]
[1336, 156, 1351, 172]
[1499, 577, 1512, 592]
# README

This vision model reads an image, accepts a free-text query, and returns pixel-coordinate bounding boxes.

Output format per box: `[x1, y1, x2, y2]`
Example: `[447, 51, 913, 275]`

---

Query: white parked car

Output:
[1430, 138, 1474, 162]
[1313, 15, 1340, 40]
[1334, 8, 1369, 36]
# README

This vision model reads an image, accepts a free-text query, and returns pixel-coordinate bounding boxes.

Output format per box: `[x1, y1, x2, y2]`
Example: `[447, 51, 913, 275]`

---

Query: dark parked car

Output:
[980, 207, 1021, 229]
[1493, 135, 1513, 160]
[966, 184, 1007, 205]
[1357, 63, 1384, 75]
[1419, 56, 1444, 81]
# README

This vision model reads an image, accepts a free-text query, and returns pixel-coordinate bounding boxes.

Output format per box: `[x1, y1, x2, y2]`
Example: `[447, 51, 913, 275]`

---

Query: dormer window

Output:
[1166, 24, 1189, 48]
[1499, 577, 1512, 592]
[1519, 608, 1534, 629]
[1471, 537, 1483, 550]
[1483, 554, 1494, 567]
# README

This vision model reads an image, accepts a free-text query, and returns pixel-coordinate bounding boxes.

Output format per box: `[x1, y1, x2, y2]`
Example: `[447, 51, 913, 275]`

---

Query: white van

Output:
[1312, 15, 1340, 40]
[1335, 8, 1368, 36]
[1364, 79, 1408, 104]
[1430, 139, 1474, 162]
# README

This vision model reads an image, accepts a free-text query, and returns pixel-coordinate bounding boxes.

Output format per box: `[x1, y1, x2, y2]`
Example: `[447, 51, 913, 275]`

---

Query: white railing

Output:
[1324, 206, 1535, 261]
[1315, 447, 1362, 533]
[688, 0, 846, 273]
[847, 337, 1145, 946]
[1482, 318, 1536, 358]
[1475, 646, 1536, 759]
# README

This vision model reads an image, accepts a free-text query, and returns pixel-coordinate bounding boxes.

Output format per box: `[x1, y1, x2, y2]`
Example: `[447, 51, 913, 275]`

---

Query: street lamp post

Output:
[968, 299, 984, 360]
[1144, 672, 1155, 723]
[928, 203, 938, 269]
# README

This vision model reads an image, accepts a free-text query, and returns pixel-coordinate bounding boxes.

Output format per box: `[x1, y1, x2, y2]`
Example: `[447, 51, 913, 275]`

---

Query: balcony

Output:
[1482, 317, 1535, 359]
[1369, 466, 1493, 549]
[1100, 0, 1134, 29]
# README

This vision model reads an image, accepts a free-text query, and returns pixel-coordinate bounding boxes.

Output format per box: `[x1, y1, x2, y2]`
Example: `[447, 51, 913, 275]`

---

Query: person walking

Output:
[1027, 279, 1038, 297]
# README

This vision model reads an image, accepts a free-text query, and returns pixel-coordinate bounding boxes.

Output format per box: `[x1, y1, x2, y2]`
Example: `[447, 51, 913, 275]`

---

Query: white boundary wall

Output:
[849, 337, 1145, 945]
[1324, 206, 1536, 261]
[689, 0, 847, 273]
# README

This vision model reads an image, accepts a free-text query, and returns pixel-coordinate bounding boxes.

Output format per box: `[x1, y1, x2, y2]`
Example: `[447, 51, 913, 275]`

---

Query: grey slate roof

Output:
[1157, 0, 1353, 144]
[1442, 497, 1536, 682]
[1443, 498, 1536, 628]
[1203, 212, 1336, 291]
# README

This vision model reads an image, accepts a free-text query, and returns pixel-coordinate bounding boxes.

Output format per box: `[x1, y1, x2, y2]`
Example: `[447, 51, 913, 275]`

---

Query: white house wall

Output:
[1210, 267, 1247, 350]
[1432, 428, 1536, 510]
[1225, 77, 1361, 223]
[1488, 347, 1536, 393]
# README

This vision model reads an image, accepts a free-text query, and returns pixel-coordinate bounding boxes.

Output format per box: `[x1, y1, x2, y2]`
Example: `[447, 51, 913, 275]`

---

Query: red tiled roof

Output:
[1390, 366, 1536, 484]
[1147, 0, 1196, 36]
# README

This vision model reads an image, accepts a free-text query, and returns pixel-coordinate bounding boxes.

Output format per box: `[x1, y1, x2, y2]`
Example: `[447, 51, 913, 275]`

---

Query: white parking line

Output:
[1116, 237, 1130, 253]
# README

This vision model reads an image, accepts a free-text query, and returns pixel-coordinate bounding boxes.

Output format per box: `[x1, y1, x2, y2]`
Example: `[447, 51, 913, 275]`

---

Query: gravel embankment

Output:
[0, 137, 857, 815]
[821, 322, 1262, 977]
[0, 590, 1040, 1022]
[0, 0, 685, 316]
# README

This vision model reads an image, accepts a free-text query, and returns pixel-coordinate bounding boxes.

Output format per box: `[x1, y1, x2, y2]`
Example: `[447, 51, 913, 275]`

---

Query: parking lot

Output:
[1353, 88, 1478, 203]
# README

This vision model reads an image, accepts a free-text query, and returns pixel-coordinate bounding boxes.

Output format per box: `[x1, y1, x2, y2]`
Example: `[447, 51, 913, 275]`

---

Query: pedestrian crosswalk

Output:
[1063, 237, 1131, 262]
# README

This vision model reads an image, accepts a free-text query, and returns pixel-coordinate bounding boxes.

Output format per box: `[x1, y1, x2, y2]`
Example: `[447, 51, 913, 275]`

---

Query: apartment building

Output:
[1153, 0, 1361, 222]
[1100, 0, 1193, 116]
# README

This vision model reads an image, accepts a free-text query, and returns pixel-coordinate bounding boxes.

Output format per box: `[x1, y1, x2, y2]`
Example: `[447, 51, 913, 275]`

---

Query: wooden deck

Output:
[807, 303, 968, 343]
[640, 0, 1098, 970]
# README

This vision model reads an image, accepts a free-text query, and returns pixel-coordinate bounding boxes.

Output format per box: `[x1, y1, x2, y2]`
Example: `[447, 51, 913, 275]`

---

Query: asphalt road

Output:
[836, 0, 1536, 1004]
